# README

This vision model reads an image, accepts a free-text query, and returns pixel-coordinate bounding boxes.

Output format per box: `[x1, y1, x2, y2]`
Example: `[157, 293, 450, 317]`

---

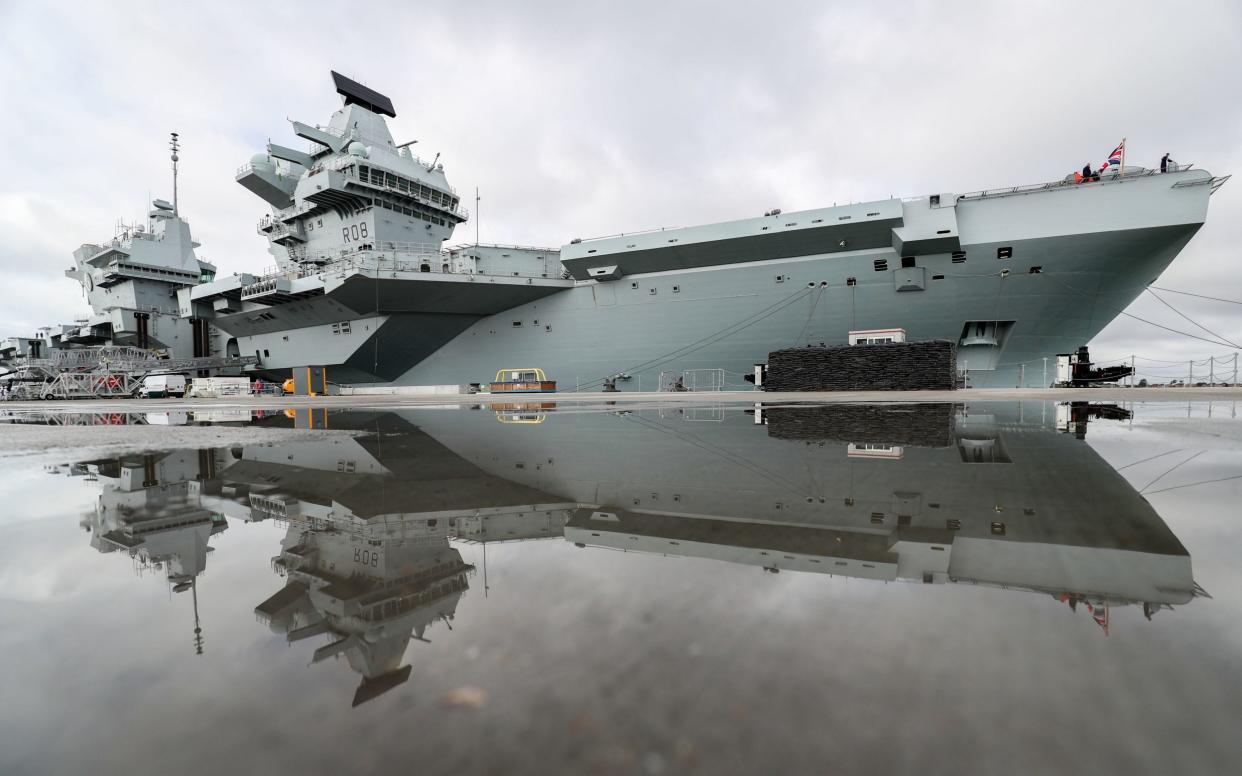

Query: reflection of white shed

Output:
[848, 328, 906, 345]
[846, 442, 905, 460]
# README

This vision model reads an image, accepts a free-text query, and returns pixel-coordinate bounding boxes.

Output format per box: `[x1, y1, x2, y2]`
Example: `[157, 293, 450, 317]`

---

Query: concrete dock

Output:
[2, 386, 1240, 414]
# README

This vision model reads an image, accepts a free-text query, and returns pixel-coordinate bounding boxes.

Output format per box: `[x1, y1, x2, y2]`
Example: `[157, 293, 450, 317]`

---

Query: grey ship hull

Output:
[202, 166, 1218, 390]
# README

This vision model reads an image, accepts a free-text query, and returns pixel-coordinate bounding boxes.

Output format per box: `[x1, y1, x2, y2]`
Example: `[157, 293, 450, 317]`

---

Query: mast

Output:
[170, 132, 181, 216]
[191, 577, 204, 656]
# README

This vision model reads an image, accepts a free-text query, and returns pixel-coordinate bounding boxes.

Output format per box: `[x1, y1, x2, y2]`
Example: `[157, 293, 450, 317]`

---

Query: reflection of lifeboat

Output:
[496, 411, 548, 424]
[489, 368, 556, 394]
[494, 401, 553, 424]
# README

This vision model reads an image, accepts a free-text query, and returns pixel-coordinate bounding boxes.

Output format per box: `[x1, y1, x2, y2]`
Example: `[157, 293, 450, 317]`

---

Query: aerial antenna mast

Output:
[170, 132, 181, 216]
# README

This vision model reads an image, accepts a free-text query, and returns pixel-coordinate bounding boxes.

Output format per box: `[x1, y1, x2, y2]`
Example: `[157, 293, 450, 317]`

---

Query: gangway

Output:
[1, 345, 258, 401]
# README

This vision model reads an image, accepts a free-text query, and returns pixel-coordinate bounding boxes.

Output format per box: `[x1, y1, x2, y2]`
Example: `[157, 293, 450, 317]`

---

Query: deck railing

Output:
[958, 164, 1196, 201]
[246, 244, 564, 286]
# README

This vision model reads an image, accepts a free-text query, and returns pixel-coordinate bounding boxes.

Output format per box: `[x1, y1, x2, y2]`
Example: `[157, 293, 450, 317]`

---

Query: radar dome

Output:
[347, 141, 369, 158]
[250, 153, 274, 171]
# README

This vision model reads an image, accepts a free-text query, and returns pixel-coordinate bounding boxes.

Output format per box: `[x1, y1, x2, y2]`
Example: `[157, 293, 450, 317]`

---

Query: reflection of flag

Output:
[1102, 140, 1125, 171]
[1086, 602, 1110, 635]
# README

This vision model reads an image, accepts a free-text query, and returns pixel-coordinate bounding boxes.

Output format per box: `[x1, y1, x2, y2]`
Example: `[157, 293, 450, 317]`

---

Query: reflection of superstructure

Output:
[206, 413, 574, 705]
[256, 512, 472, 707]
[62, 449, 228, 654]
[72, 450, 226, 583]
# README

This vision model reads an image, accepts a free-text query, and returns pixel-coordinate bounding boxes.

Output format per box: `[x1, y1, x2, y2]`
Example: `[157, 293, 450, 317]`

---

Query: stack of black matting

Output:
[763, 340, 957, 392]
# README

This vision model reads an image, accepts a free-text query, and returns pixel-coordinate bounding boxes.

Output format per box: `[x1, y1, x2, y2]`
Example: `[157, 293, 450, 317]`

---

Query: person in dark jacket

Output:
[1160, 153, 1170, 173]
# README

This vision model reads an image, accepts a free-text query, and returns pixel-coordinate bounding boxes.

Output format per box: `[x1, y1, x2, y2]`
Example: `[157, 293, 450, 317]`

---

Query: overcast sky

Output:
[1, 0, 1238, 375]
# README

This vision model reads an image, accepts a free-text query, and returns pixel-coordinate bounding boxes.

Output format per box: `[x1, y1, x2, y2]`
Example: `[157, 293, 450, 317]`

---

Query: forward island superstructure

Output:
[2, 135, 234, 384]
[180, 72, 1226, 390]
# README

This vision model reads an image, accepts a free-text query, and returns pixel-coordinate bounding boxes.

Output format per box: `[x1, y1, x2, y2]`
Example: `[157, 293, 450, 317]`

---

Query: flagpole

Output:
[1120, 137, 1126, 176]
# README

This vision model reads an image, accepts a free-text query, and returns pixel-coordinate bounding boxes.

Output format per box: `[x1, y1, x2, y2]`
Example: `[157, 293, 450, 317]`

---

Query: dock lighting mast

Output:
[170, 132, 181, 216]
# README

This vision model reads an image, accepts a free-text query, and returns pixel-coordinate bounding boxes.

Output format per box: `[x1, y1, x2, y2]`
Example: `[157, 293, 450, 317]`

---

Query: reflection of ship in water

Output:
[204, 413, 575, 705]
[56, 449, 227, 654]
[57, 401, 1207, 703]
[255, 514, 472, 707]
[411, 401, 1204, 633]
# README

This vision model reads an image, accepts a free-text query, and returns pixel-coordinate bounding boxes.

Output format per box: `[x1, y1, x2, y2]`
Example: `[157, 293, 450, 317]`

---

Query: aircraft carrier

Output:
[176, 71, 1228, 390]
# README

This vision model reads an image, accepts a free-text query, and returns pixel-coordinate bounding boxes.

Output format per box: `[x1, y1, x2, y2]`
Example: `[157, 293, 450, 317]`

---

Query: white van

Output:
[138, 374, 187, 398]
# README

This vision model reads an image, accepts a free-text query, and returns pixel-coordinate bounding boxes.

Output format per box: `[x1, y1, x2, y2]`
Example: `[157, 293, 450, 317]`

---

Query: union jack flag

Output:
[1101, 140, 1125, 170]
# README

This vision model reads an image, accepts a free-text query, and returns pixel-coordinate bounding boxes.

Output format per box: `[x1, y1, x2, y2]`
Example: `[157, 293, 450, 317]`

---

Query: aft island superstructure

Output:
[184, 71, 1228, 389]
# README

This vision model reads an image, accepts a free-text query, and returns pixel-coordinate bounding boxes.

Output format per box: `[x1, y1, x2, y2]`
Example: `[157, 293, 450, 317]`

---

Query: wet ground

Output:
[1, 399, 1240, 775]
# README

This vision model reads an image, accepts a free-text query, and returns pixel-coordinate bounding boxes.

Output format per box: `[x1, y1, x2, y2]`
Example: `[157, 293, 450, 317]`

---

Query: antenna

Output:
[169, 132, 181, 216]
[426, 151, 440, 172]
[191, 577, 204, 656]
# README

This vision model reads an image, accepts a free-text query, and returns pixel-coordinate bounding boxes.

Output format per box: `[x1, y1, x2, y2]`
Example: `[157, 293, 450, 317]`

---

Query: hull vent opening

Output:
[957, 320, 1015, 371]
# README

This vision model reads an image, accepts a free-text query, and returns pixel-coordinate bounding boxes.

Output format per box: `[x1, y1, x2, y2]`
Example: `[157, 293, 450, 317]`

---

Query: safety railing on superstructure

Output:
[957, 163, 1199, 201]
[570, 224, 682, 245]
[245, 242, 562, 287]
[318, 156, 468, 217]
